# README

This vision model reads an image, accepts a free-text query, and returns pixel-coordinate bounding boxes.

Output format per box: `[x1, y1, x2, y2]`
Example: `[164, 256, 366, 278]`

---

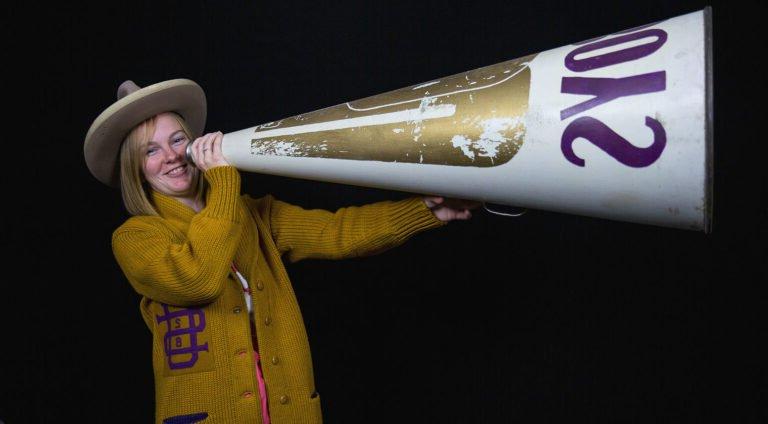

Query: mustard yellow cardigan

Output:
[111, 166, 446, 424]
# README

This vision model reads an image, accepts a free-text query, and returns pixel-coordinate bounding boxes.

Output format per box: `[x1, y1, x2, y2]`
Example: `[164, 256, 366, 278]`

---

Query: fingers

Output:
[451, 209, 472, 220]
[441, 197, 480, 211]
[211, 131, 222, 157]
[210, 132, 229, 167]
[190, 132, 227, 171]
[422, 196, 443, 209]
[191, 133, 213, 170]
[200, 132, 216, 161]
[423, 196, 479, 209]
[422, 196, 479, 222]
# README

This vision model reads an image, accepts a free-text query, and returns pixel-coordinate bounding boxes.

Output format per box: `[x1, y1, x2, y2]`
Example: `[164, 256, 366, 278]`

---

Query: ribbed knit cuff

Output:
[202, 165, 241, 220]
[386, 196, 447, 243]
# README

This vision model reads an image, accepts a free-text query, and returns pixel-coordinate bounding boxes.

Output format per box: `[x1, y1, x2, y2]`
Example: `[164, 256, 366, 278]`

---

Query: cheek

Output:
[143, 156, 162, 177]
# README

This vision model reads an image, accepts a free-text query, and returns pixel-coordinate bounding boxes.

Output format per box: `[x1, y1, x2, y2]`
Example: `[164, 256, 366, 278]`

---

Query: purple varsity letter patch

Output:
[156, 304, 210, 370]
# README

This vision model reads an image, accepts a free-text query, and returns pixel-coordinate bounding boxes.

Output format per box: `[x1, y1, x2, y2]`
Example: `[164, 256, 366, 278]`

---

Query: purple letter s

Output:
[561, 116, 666, 167]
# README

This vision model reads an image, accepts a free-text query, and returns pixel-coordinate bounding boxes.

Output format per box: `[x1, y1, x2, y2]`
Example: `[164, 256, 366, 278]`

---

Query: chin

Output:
[160, 181, 192, 195]
[172, 184, 194, 195]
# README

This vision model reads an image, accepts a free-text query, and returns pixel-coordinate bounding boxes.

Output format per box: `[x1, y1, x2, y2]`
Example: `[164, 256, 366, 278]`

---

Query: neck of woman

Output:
[178, 196, 204, 213]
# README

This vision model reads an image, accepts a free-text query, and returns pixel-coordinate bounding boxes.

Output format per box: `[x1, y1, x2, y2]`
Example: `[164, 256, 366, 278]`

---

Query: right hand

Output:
[189, 131, 230, 172]
[422, 196, 482, 222]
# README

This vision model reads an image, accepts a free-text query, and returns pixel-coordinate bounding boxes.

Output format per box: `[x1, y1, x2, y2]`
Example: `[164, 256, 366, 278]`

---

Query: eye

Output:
[173, 136, 187, 145]
[146, 147, 157, 156]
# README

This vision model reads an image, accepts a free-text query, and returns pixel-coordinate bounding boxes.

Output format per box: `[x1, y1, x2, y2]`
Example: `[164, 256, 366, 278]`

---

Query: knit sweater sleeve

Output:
[259, 195, 446, 263]
[111, 166, 243, 306]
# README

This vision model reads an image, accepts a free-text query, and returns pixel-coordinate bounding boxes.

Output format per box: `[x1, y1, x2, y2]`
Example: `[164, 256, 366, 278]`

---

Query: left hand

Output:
[422, 196, 482, 222]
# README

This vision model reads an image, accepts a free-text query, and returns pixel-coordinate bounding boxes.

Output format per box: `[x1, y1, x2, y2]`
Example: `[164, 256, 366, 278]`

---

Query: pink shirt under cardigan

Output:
[233, 262, 271, 423]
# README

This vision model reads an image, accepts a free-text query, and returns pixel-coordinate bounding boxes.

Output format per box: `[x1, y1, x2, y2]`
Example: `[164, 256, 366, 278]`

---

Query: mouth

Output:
[165, 164, 188, 177]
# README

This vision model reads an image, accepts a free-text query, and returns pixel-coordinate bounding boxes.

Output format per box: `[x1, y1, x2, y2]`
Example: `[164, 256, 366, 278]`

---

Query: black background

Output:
[1, 1, 765, 423]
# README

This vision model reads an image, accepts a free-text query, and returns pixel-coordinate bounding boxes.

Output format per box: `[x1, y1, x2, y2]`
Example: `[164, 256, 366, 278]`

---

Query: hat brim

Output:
[84, 79, 207, 187]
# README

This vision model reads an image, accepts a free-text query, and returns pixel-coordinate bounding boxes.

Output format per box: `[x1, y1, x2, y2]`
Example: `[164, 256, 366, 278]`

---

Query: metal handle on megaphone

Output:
[185, 142, 196, 166]
[483, 203, 528, 218]
[185, 143, 193, 165]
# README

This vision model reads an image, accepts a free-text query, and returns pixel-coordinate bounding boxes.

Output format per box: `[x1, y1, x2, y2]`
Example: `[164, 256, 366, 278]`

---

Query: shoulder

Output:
[241, 193, 275, 211]
[111, 215, 174, 244]
[240, 193, 278, 222]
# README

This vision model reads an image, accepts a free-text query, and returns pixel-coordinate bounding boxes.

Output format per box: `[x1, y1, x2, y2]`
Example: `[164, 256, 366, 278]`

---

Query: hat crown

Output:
[117, 80, 141, 100]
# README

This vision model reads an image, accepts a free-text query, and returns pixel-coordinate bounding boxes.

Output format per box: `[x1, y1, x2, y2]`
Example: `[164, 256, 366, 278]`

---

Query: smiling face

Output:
[142, 113, 197, 199]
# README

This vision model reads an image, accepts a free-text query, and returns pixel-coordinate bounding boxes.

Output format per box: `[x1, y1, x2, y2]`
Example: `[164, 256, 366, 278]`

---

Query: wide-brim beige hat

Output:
[84, 78, 207, 187]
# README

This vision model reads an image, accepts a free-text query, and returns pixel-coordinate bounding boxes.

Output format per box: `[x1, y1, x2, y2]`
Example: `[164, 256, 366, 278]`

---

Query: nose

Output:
[163, 145, 183, 163]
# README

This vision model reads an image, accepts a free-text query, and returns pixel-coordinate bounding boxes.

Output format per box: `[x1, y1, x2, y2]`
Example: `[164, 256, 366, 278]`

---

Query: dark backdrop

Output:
[2, 1, 764, 423]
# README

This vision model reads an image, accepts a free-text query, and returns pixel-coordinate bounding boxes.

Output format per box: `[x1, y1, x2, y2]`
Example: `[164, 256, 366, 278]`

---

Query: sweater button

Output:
[256, 281, 264, 291]
[279, 395, 289, 405]
[232, 307, 242, 314]
[264, 316, 272, 326]
[235, 349, 247, 357]
[243, 391, 254, 399]
[271, 356, 280, 365]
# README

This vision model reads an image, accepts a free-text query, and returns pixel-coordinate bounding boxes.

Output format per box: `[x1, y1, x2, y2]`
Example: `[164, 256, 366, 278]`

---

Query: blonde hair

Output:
[119, 112, 206, 216]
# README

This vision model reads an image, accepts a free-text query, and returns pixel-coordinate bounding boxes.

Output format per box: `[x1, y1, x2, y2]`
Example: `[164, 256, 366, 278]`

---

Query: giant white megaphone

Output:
[191, 7, 713, 232]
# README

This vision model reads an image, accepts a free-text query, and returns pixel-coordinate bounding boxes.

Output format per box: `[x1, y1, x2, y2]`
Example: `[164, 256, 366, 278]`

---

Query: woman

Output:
[84, 79, 479, 424]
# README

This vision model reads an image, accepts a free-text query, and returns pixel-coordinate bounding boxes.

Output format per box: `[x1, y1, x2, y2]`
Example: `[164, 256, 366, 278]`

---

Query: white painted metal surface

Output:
[218, 8, 712, 231]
